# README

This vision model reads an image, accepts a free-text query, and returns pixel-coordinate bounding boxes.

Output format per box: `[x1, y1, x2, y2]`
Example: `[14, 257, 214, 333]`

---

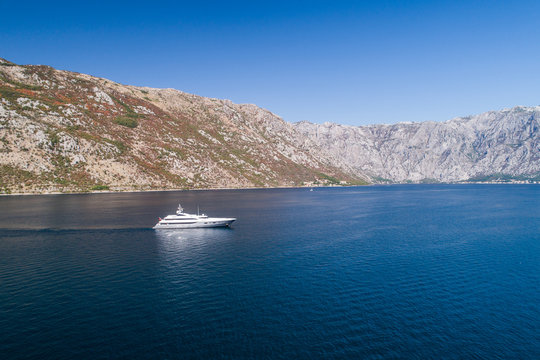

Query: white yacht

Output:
[153, 204, 236, 229]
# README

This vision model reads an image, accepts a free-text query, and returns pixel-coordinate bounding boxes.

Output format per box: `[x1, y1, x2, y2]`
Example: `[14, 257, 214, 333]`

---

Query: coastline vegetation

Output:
[90, 184, 110, 191]
[464, 173, 540, 183]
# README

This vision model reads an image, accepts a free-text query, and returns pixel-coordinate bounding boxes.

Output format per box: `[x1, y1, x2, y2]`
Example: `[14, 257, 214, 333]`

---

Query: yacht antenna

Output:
[197, 205, 199, 216]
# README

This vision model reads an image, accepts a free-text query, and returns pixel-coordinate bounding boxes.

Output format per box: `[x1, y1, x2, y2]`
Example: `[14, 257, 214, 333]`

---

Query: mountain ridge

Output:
[293, 106, 539, 182]
[1, 58, 538, 194]
[0, 58, 365, 194]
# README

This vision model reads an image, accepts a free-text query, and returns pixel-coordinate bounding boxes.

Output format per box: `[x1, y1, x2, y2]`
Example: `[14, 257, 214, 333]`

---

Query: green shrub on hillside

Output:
[113, 116, 138, 128]
[90, 184, 110, 191]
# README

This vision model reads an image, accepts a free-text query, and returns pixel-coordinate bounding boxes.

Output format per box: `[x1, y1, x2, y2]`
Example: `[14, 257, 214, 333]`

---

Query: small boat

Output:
[153, 204, 236, 229]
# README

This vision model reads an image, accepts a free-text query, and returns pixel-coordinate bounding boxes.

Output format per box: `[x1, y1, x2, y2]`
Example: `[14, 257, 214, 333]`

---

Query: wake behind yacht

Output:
[153, 204, 236, 229]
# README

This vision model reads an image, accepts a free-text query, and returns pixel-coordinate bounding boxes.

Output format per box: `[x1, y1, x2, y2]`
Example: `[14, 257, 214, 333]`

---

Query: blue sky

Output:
[1, 0, 539, 125]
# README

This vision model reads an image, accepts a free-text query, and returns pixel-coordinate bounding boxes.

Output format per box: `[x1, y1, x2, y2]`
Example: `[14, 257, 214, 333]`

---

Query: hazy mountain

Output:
[294, 107, 539, 182]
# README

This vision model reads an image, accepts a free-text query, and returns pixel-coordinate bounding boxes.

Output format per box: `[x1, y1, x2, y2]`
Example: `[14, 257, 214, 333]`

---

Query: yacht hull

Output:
[153, 219, 235, 229]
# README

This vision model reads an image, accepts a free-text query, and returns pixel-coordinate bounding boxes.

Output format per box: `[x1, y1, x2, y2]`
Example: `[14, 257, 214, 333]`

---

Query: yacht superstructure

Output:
[153, 204, 236, 229]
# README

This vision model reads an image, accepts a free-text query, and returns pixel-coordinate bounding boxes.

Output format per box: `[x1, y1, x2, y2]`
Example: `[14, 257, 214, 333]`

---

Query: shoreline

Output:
[1, 181, 538, 197]
[0, 184, 352, 197]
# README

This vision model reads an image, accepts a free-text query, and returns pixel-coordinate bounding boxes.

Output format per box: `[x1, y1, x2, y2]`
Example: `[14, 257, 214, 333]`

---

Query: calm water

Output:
[0, 185, 539, 359]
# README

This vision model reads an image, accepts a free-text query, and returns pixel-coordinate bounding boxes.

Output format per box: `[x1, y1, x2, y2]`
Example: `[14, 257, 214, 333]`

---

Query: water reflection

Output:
[154, 228, 234, 248]
[154, 228, 236, 270]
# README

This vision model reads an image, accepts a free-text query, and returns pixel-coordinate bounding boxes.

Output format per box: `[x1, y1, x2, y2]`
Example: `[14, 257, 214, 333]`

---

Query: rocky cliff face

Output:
[294, 107, 539, 182]
[0, 58, 363, 194]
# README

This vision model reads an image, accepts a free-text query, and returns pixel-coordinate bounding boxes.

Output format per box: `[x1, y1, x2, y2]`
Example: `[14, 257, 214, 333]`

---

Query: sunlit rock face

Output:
[0, 59, 363, 193]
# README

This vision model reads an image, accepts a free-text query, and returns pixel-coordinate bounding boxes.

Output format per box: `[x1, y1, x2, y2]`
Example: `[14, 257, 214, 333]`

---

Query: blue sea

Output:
[0, 185, 539, 359]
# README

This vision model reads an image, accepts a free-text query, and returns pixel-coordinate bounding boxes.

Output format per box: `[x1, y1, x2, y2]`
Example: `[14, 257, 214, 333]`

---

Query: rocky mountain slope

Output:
[0, 58, 365, 194]
[294, 108, 539, 182]
[1, 58, 538, 194]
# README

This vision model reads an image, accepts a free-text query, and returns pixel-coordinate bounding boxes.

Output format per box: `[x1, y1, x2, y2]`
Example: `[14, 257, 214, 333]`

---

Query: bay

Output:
[0, 185, 539, 359]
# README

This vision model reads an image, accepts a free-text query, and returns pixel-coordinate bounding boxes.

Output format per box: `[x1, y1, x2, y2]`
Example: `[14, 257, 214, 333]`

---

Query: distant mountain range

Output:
[0, 58, 538, 194]
[294, 107, 539, 183]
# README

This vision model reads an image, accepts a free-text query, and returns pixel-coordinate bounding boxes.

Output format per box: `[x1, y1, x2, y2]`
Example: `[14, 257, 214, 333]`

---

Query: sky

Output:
[1, 0, 539, 125]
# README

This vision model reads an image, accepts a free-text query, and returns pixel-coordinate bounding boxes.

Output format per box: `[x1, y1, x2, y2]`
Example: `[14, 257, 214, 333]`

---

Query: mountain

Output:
[294, 108, 539, 183]
[0, 58, 538, 194]
[0, 58, 365, 194]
